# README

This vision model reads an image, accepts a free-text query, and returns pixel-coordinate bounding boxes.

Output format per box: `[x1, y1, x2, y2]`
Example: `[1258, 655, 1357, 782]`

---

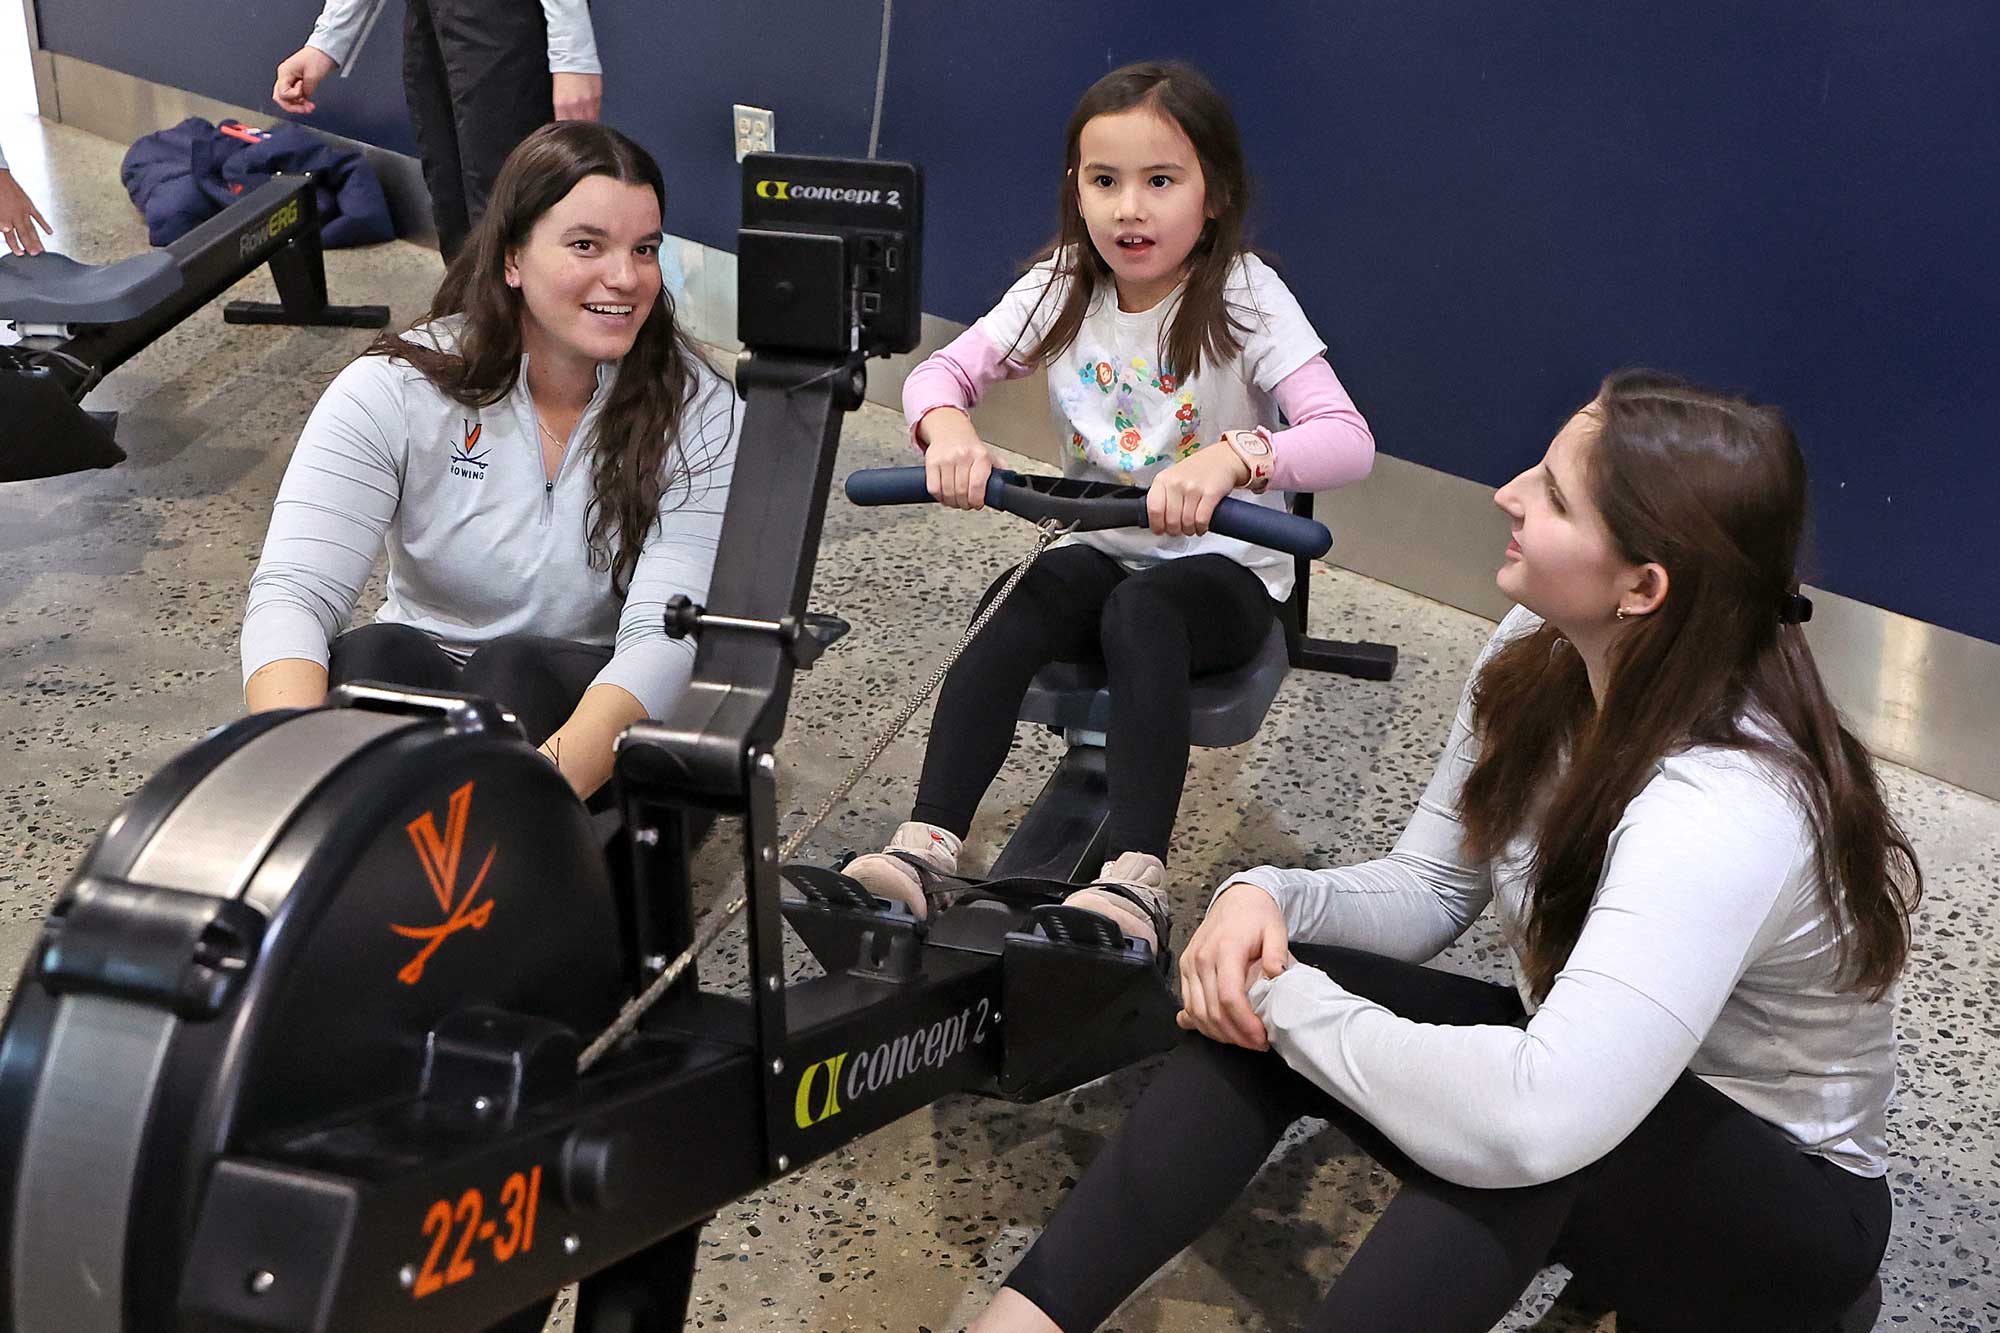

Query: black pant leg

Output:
[1004, 948, 1521, 1331]
[1303, 1142, 1585, 1332]
[910, 546, 1125, 838]
[458, 634, 614, 748]
[400, 0, 471, 261]
[1003, 1033, 1326, 1333]
[431, 0, 554, 245]
[1097, 555, 1277, 859]
[327, 622, 462, 691]
[1287, 947, 1890, 1332]
[1552, 1074, 1890, 1333]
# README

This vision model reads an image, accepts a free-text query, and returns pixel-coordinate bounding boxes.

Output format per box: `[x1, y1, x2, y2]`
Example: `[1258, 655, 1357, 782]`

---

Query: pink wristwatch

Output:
[1221, 427, 1275, 494]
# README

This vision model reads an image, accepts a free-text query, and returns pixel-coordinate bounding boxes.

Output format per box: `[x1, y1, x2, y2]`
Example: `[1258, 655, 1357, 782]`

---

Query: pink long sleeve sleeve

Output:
[899, 322, 1037, 451]
[1267, 357, 1375, 492]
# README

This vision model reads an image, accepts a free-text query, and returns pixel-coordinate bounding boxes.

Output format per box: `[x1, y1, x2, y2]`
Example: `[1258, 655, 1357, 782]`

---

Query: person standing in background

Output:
[272, 0, 604, 261]
[0, 140, 53, 256]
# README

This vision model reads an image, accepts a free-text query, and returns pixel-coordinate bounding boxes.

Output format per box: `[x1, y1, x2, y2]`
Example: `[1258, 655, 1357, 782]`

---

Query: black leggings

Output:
[328, 622, 611, 749]
[1006, 945, 1890, 1333]
[912, 547, 1276, 861]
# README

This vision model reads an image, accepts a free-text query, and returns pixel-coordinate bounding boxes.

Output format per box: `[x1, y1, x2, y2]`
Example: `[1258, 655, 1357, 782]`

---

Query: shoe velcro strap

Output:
[886, 850, 980, 901]
[1076, 879, 1172, 950]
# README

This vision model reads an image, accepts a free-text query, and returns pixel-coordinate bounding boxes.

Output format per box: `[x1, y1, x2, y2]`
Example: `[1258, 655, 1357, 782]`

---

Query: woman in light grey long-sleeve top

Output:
[242, 122, 737, 802]
[977, 371, 1922, 1333]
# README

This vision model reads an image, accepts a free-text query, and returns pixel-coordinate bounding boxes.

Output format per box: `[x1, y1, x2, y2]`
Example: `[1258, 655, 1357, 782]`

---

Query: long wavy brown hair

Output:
[369, 121, 723, 595]
[1006, 61, 1256, 380]
[1458, 370, 1921, 1001]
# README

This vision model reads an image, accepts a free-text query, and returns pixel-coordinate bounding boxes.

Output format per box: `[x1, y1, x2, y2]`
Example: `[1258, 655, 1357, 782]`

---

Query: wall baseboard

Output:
[46, 54, 2000, 802]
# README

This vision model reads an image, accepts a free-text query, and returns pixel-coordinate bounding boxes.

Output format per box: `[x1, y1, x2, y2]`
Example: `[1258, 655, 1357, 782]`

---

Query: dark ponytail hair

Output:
[369, 121, 720, 595]
[1458, 370, 1921, 1001]
[1009, 60, 1255, 381]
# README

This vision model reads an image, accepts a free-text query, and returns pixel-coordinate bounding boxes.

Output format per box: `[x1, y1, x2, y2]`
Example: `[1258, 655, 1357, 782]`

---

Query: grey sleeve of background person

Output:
[304, 0, 376, 68]
[240, 356, 407, 683]
[540, 0, 603, 74]
[589, 371, 741, 718]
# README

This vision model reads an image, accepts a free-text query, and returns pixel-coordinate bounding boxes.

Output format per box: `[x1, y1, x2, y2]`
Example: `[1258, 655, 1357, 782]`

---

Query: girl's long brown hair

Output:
[369, 121, 723, 595]
[1008, 61, 1256, 380]
[1458, 370, 1920, 1001]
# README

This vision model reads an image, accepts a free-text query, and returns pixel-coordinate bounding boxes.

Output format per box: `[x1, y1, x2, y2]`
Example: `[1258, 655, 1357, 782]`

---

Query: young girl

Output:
[845, 62, 1374, 949]
[976, 372, 1919, 1333]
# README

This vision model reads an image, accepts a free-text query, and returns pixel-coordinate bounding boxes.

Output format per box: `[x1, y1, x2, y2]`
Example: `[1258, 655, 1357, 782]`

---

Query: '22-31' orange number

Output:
[413, 1166, 544, 1299]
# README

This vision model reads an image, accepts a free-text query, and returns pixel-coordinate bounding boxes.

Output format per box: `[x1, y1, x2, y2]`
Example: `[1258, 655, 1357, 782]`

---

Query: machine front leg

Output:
[573, 1222, 705, 1332]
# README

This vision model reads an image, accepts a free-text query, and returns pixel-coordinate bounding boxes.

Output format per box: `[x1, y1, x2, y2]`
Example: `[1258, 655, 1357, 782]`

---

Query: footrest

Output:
[779, 863, 925, 982]
[994, 919, 1178, 1101]
[1029, 904, 1125, 953]
[784, 862, 894, 913]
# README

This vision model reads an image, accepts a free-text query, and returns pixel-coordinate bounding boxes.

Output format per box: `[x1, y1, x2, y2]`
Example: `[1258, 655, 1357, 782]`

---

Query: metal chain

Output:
[577, 517, 1074, 1072]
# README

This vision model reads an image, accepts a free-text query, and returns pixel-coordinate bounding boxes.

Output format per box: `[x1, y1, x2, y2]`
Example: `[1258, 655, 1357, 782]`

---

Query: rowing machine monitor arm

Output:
[612, 153, 924, 1176]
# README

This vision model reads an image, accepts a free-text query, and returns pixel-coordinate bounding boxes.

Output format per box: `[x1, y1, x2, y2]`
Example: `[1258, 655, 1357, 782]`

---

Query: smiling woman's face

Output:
[1493, 405, 1646, 634]
[505, 173, 663, 370]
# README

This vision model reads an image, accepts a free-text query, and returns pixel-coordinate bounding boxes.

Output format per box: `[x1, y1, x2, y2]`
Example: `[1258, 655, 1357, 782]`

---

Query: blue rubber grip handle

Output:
[1209, 496, 1332, 559]
[844, 466, 944, 506]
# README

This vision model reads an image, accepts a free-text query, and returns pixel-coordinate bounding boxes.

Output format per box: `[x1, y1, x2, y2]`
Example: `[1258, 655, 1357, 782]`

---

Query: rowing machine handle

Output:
[843, 466, 1332, 560]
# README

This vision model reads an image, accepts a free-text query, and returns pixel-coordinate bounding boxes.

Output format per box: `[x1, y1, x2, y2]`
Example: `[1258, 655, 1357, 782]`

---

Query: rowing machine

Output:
[0, 173, 389, 482]
[0, 153, 1331, 1333]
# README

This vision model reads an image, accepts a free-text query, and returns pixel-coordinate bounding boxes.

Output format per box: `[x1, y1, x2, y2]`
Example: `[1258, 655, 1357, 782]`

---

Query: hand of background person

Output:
[1146, 441, 1251, 537]
[273, 46, 338, 115]
[552, 72, 603, 122]
[919, 408, 999, 510]
[1176, 880, 1293, 1050]
[0, 170, 52, 257]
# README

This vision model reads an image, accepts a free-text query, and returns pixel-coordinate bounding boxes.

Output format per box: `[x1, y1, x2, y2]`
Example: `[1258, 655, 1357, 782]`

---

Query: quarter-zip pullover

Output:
[242, 324, 739, 718]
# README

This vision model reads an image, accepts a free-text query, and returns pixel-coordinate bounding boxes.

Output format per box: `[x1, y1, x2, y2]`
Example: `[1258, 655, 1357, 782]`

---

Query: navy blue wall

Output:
[35, 0, 2000, 642]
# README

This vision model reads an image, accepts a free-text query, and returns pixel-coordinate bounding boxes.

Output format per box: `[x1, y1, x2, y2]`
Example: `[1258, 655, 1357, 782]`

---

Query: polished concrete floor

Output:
[3, 113, 1996, 1332]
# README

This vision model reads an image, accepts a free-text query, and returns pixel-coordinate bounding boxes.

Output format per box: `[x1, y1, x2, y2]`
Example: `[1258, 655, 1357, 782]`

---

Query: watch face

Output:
[1235, 430, 1272, 457]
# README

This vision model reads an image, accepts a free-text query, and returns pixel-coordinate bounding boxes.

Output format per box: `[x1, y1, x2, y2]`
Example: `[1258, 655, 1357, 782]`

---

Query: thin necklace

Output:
[536, 415, 567, 450]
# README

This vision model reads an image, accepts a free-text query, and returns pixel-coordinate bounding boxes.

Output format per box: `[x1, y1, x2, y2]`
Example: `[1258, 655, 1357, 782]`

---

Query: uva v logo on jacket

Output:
[450, 420, 490, 480]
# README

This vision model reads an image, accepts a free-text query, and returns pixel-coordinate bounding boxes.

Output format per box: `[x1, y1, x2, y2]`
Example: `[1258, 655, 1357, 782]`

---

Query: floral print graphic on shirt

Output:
[1062, 345, 1204, 475]
[1079, 360, 1117, 393]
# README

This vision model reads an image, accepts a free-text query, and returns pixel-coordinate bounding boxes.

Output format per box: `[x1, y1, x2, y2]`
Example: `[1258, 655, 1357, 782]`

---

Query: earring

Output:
[1615, 606, 1629, 621]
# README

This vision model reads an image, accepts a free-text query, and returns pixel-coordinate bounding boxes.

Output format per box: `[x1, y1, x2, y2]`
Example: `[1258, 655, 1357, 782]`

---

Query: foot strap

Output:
[1074, 879, 1173, 956]
[882, 850, 981, 905]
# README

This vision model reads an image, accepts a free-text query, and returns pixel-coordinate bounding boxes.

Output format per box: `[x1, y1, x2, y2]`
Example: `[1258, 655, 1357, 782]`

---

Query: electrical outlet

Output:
[733, 105, 775, 163]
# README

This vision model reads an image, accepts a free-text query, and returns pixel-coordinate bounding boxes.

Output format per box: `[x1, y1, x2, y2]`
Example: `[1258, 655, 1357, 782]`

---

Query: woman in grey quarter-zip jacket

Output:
[242, 122, 738, 802]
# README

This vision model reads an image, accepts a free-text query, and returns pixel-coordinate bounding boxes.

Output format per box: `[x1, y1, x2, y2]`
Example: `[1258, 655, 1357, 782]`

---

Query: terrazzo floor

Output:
[3, 112, 1995, 1331]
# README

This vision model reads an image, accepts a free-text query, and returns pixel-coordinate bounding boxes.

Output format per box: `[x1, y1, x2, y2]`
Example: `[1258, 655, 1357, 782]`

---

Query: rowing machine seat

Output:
[0, 250, 183, 325]
[1018, 615, 1292, 748]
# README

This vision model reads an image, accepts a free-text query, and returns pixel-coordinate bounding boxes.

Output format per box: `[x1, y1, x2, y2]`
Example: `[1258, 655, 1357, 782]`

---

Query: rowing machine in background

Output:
[0, 173, 388, 482]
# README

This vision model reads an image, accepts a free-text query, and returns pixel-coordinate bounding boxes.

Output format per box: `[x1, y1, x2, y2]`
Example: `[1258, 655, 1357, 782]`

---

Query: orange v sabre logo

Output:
[390, 781, 497, 985]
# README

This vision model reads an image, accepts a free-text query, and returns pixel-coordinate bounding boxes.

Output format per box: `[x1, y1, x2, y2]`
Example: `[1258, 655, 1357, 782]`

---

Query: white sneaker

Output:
[842, 821, 962, 920]
[1063, 851, 1170, 951]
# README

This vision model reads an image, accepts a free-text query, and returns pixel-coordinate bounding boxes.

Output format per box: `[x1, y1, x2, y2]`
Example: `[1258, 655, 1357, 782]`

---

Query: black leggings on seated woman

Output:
[328, 621, 611, 747]
[1004, 945, 1889, 1333]
[911, 546, 1277, 860]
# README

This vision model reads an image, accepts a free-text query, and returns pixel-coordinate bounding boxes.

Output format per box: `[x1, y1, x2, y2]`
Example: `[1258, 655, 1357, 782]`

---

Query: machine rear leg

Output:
[573, 1222, 704, 1332]
[224, 233, 389, 329]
